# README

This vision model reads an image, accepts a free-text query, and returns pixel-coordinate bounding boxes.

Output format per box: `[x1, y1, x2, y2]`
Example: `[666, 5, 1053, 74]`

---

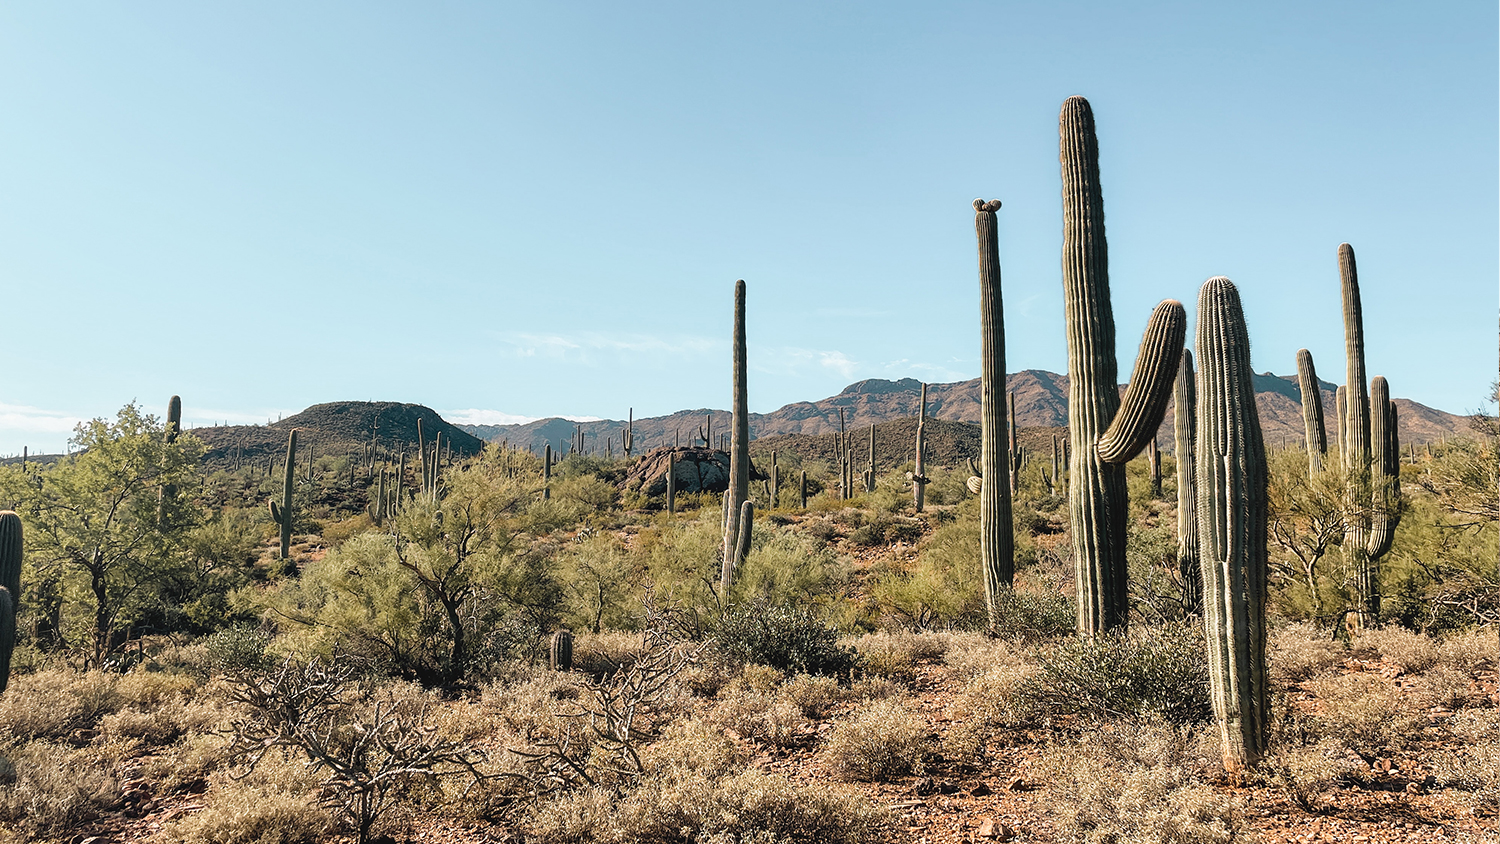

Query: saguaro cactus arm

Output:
[1296, 349, 1327, 477]
[1097, 300, 1187, 464]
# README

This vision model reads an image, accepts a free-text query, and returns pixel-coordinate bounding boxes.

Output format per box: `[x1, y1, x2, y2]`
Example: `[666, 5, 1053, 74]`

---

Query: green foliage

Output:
[870, 516, 984, 630]
[1016, 624, 1211, 723]
[557, 534, 636, 634]
[0, 403, 204, 666]
[731, 526, 847, 607]
[712, 602, 857, 677]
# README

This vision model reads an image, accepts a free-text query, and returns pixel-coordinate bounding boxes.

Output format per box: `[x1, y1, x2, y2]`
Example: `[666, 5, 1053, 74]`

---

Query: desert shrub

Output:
[154, 750, 333, 844]
[713, 603, 857, 677]
[850, 675, 905, 703]
[1268, 622, 1347, 683]
[640, 717, 748, 779]
[1262, 738, 1365, 812]
[205, 625, 274, 676]
[988, 586, 1075, 640]
[1440, 626, 1497, 674]
[706, 688, 808, 749]
[0, 740, 123, 839]
[1039, 720, 1244, 844]
[942, 632, 1026, 680]
[738, 663, 785, 693]
[822, 697, 929, 782]
[1360, 625, 1443, 674]
[851, 633, 917, 681]
[0, 668, 123, 743]
[145, 731, 231, 794]
[871, 519, 983, 629]
[943, 664, 1039, 763]
[552, 474, 619, 510]
[524, 767, 884, 844]
[781, 673, 848, 719]
[1016, 625, 1210, 724]
[556, 534, 637, 635]
[1305, 673, 1423, 763]
[732, 529, 848, 606]
[482, 670, 590, 748]
[572, 630, 644, 677]
[1420, 664, 1476, 709]
[1431, 709, 1500, 813]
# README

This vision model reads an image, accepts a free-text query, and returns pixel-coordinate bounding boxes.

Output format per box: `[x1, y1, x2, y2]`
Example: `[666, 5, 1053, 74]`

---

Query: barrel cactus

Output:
[550, 630, 574, 672]
[1059, 95, 1187, 635]
[1195, 276, 1269, 772]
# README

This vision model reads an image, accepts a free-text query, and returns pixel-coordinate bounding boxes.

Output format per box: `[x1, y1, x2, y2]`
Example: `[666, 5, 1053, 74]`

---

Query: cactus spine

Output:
[721, 280, 751, 593]
[975, 198, 1016, 624]
[1174, 349, 1201, 614]
[1059, 96, 1187, 635]
[0, 511, 21, 692]
[1296, 349, 1327, 477]
[550, 629, 573, 672]
[913, 383, 929, 512]
[1195, 276, 1269, 772]
[269, 429, 297, 560]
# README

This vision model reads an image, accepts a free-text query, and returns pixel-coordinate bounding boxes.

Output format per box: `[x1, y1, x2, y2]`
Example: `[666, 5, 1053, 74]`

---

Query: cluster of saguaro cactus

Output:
[0, 511, 21, 693]
[268, 429, 297, 560]
[1337, 244, 1401, 629]
[721, 280, 752, 593]
[975, 198, 1016, 627]
[1059, 95, 1187, 635]
[1174, 349, 1202, 614]
[1195, 276, 1269, 772]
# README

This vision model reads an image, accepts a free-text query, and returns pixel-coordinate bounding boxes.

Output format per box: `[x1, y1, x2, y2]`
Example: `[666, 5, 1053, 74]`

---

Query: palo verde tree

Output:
[0, 403, 203, 667]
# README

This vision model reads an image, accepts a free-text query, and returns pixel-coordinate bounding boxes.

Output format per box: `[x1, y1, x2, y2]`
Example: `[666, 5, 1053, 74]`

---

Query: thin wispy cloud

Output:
[0, 402, 82, 434]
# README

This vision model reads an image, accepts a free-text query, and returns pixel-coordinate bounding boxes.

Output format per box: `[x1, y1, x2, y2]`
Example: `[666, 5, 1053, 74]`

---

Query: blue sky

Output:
[0, 2, 1495, 454]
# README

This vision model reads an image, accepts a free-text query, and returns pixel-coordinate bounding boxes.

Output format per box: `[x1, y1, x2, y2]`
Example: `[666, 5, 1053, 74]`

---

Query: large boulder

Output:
[622, 447, 764, 496]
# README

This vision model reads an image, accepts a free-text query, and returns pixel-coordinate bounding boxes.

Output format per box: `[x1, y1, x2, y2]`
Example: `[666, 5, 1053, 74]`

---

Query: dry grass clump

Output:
[1268, 623, 1347, 684]
[641, 717, 748, 779]
[481, 670, 589, 747]
[1306, 673, 1424, 762]
[1439, 626, 1497, 674]
[152, 750, 333, 844]
[782, 673, 848, 719]
[943, 664, 1039, 763]
[1419, 664, 1477, 710]
[705, 688, 808, 749]
[822, 697, 930, 782]
[572, 630, 644, 676]
[1430, 709, 1500, 814]
[1263, 738, 1365, 812]
[1359, 625, 1443, 674]
[850, 631, 948, 682]
[1039, 720, 1242, 844]
[0, 740, 123, 842]
[942, 632, 1026, 680]
[0, 669, 123, 743]
[525, 768, 884, 844]
[145, 731, 232, 794]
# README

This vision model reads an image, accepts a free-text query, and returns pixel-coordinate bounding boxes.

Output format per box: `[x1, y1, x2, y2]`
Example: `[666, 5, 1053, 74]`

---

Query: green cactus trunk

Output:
[1008, 390, 1021, 496]
[975, 198, 1016, 623]
[666, 450, 677, 514]
[273, 429, 297, 559]
[0, 511, 21, 692]
[799, 469, 808, 509]
[913, 383, 928, 512]
[721, 280, 751, 593]
[1195, 276, 1270, 772]
[550, 630, 574, 672]
[1338, 244, 1401, 629]
[542, 444, 552, 500]
[1059, 96, 1186, 635]
[159, 395, 182, 527]
[1296, 349, 1327, 477]
[1174, 349, 1202, 614]
[624, 408, 634, 457]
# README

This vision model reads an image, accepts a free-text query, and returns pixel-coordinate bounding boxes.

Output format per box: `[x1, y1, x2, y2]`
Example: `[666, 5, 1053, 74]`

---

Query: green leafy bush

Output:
[712, 603, 856, 677]
[1016, 625, 1211, 723]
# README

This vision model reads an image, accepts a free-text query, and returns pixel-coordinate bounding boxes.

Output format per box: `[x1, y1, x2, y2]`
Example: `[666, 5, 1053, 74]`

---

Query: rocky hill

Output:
[189, 401, 486, 470]
[462, 370, 1472, 457]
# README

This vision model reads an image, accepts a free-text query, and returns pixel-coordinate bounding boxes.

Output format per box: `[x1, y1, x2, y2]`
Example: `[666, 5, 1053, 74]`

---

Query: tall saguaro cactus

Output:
[269, 429, 297, 560]
[159, 395, 183, 526]
[913, 383, 929, 512]
[1059, 95, 1187, 635]
[624, 408, 634, 457]
[1195, 276, 1269, 772]
[721, 280, 751, 593]
[1296, 349, 1327, 477]
[975, 198, 1016, 625]
[0, 511, 21, 693]
[1174, 349, 1201, 614]
[1338, 243, 1401, 628]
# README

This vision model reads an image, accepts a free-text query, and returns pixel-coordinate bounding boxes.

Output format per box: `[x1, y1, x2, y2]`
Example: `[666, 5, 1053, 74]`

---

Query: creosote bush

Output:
[822, 697, 929, 782]
[1016, 625, 1210, 723]
[712, 602, 856, 677]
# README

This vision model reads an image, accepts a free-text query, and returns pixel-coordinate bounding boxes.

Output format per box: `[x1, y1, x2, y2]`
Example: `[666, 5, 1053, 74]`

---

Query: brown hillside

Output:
[190, 401, 485, 470]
